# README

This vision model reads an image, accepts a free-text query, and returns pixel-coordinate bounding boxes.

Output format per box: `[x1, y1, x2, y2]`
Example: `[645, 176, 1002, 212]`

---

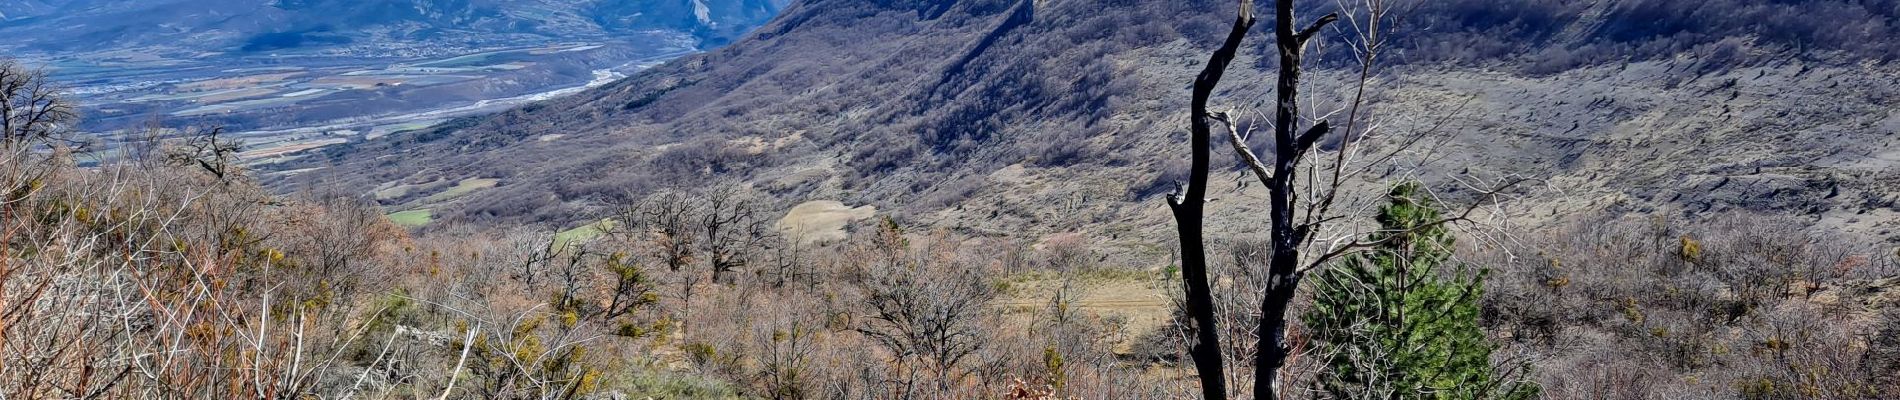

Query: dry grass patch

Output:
[776, 200, 875, 244]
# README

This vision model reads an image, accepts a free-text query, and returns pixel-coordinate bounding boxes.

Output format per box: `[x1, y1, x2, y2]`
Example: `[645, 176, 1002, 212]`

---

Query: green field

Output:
[555, 219, 617, 247]
[387, 209, 434, 228]
[420, 178, 499, 203]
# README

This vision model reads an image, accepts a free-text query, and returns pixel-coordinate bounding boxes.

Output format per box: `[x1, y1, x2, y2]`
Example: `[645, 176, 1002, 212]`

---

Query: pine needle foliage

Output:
[1304, 182, 1538, 399]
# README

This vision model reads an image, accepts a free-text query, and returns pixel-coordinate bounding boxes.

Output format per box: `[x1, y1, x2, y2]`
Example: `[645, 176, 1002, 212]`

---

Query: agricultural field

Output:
[34, 37, 696, 165]
[554, 219, 618, 248]
[385, 209, 434, 228]
[421, 178, 501, 203]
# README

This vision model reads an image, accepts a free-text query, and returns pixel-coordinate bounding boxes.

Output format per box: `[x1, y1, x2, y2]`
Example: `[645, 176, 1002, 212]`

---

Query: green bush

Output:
[1304, 182, 1538, 399]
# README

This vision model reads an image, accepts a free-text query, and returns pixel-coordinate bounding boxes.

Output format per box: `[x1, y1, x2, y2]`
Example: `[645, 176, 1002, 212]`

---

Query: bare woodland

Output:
[5, 0, 1900, 398]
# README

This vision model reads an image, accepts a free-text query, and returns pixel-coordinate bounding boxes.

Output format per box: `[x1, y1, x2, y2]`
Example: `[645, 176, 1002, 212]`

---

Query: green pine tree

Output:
[1303, 182, 1537, 400]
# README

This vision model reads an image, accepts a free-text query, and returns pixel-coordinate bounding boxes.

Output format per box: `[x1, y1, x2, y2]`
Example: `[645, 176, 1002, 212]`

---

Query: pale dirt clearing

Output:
[777, 200, 876, 244]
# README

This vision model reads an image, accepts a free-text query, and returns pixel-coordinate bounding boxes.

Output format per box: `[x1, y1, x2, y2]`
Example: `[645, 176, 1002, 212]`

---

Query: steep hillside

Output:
[274, 0, 1900, 243]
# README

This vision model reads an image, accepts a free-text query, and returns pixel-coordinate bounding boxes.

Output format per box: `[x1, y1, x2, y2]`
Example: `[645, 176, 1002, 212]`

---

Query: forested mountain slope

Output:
[5, 2, 1899, 398]
[276, 0, 1900, 242]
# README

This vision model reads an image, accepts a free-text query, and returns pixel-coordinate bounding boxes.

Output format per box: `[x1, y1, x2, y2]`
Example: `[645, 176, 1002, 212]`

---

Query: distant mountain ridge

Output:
[0, 0, 789, 53]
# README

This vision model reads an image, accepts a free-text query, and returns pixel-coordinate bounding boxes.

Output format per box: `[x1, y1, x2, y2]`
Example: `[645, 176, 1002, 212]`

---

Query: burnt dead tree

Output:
[1170, 0, 1519, 399]
[1172, 1, 1336, 398]
[1168, 1, 1255, 398]
[1251, 0, 1338, 398]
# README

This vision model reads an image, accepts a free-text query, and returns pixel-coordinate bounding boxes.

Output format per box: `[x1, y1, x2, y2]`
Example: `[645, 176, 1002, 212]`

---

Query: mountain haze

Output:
[1, 0, 794, 154]
[0, 0, 789, 52]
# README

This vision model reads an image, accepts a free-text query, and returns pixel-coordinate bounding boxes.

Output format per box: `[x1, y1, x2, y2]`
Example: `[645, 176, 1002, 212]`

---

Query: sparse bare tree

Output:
[549, 244, 596, 319]
[700, 186, 773, 284]
[1169, 1, 1521, 398]
[165, 126, 244, 184]
[610, 185, 778, 340]
[1, 59, 76, 209]
[0, 59, 74, 150]
[618, 189, 699, 272]
[850, 222, 998, 398]
[764, 233, 812, 289]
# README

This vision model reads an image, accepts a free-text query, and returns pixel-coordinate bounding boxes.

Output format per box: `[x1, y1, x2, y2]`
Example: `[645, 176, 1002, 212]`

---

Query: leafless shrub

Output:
[1479, 213, 1898, 399]
[846, 225, 1000, 398]
[610, 185, 775, 283]
[615, 189, 699, 272]
[1038, 233, 1094, 273]
[1, 129, 399, 398]
[0, 59, 74, 149]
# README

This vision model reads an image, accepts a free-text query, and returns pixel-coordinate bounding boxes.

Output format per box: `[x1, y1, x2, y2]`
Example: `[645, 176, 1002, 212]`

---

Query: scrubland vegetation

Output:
[1486, 214, 1900, 399]
[8, 0, 1900, 398]
[0, 129, 1158, 397]
[15, 133, 1895, 399]
[6, 81, 1898, 398]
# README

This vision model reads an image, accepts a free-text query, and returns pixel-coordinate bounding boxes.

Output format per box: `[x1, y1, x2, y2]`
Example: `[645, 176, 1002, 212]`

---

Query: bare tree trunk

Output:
[1177, 1, 1524, 397]
[1174, 1, 1337, 399]
[1255, 1, 1337, 398]
[1170, 2, 1256, 399]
